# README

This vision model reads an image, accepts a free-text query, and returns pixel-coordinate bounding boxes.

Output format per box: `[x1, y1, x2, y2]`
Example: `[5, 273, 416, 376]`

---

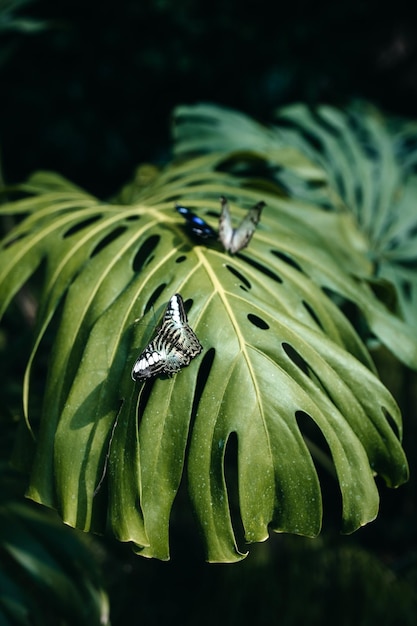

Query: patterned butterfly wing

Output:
[161, 292, 203, 359]
[219, 196, 265, 254]
[232, 200, 265, 253]
[218, 196, 234, 253]
[176, 204, 217, 239]
[131, 337, 171, 380]
[131, 294, 202, 381]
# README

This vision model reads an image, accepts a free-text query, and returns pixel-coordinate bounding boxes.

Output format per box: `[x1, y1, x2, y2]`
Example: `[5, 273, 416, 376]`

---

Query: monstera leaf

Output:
[173, 102, 417, 333]
[0, 154, 411, 562]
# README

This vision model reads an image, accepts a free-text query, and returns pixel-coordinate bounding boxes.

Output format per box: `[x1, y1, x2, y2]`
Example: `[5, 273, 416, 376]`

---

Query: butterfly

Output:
[175, 204, 217, 240]
[131, 293, 203, 381]
[218, 196, 265, 254]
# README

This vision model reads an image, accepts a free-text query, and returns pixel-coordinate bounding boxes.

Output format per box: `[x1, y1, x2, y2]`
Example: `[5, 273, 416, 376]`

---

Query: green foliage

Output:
[0, 0, 52, 69]
[0, 468, 109, 626]
[173, 101, 417, 331]
[0, 125, 412, 561]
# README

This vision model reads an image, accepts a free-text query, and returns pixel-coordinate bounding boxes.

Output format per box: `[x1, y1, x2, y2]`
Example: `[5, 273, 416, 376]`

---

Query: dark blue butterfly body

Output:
[175, 205, 217, 240]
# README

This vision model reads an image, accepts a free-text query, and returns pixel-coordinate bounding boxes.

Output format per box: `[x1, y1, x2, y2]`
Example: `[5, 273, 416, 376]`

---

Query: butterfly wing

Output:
[174, 321, 203, 358]
[162, 343, 193, 374]
[131, 294, 202, 381]
[131, 337, 169, 380]
[162, 293, 202, 358]
[163, 292, 188, 326]
[218, 196, 234, 253]
[176, 204, 217, 239]
[228, 200, 265, 254]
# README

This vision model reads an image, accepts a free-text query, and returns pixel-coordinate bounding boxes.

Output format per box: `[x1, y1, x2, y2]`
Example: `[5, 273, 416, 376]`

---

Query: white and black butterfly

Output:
[131, 293, 203, 381]
[218, 196, 265, 254]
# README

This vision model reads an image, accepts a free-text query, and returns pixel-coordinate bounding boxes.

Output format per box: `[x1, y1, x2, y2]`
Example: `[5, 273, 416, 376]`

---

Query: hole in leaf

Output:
[223, 432, 246, 550]
[132, 235, 160, 272]
[62, 215, 101, 238]
[247, 313, 269, 330]
[295, 410, 335, 475]
[90, 226, 127, 258]
[145, 284, 167, 315]
[276, 116, 324, 151]
[271, 250, 304, 273]
[321, 286, 344, 307]
[381, 407, 401, 439]
[240, 255, 283, 284]
[191, 348, 216, 422]
[216, 153, 275, 182]
[302, 300, 324, 330]
[400, 279, 412, 302]
[396, 255, 417, 270]
[225, 264, 251, 290]
[295, 410, 341, 528]
[282, 342, 310, 376]
[125, 214, 141, 222]
[322, 287, 375, 340]
[176, 255, 187, 263]
[182, 296, 198, 316]
[205, 210, 220, 219]
[2, 232, 28, 249]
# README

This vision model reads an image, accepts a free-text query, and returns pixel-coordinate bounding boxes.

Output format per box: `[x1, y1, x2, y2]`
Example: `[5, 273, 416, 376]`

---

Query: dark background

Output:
[2, 0, 417, 197]
[1, 2, 417, 623]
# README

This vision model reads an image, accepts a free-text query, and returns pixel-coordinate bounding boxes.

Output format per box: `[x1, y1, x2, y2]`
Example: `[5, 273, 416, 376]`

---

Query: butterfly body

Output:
[176, 204, 217, 240]
[131, 293, 202, 381]
[219, 196, 265, 254]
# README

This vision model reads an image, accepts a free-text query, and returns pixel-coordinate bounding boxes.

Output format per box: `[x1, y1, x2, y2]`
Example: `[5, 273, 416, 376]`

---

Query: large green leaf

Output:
[173, 102, 417, 334]
[0, 158, 409, 561]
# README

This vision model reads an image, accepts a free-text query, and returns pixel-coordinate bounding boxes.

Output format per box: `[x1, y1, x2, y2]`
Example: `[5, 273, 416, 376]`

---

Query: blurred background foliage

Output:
[2, 0, 417, 196]
[1, 0, 417, 624]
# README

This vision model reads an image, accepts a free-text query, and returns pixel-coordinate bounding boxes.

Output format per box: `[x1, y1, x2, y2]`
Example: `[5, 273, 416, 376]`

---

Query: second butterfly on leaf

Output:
[219, 196, 265, 254]
[175, 204, 217, 240]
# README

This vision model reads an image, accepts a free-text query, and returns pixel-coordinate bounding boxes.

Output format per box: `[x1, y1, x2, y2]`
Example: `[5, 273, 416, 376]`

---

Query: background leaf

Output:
[173, 102, 417, 334]
[0, 471, 109, 626]
[274, 103, 417, 331]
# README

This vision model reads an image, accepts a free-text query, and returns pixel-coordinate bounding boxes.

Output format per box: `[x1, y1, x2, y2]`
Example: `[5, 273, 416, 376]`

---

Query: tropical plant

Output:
[173, 101, 417, 330]
[0, 465, 109, 625]
[0, 102, 415, 565]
